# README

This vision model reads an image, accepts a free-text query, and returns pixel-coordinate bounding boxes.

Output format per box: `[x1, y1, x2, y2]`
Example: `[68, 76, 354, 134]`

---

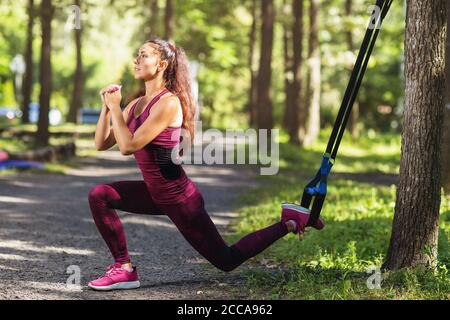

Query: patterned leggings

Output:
[88, 180, 288, 272]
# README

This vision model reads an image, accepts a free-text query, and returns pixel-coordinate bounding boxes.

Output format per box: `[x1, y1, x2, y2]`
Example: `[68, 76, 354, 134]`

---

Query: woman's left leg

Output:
[158, 190, 289, 272]
[88, 180, 165, 264]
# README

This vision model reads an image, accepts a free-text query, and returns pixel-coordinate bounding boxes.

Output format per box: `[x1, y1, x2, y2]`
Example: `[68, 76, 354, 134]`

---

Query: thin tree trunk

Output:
[36, 0, 54, 147]
[165, 0, 173, 42]
[256, 0, 275, 130]
[383, 0, 446, 270]
[303, 0, 320, 146]
[291, 0, 303, 144]
[67, 0, 83, 124]
[22, 0, 34, 125]
[148, 0, 160, 38]
[282, 0, 295, 135]
[345, 0, 359, 139]
[249, 0, 259, 127]
[443, 0, 450, 193]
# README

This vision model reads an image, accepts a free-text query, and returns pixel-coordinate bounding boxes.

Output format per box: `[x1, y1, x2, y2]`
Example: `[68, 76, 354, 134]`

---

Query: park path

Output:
[0, 144, 260, 300]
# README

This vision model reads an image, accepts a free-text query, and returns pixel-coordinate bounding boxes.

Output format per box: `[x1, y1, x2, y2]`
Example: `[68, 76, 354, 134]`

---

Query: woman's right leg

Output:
[158, 190, 290, 272]
[88, 180, 164, 264]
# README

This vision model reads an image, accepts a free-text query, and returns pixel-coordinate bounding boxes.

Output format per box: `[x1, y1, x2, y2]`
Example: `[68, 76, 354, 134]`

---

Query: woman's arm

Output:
[94, 104, 113, 151]
[108, 95, 180, 155]
[94, 93, 139, 151]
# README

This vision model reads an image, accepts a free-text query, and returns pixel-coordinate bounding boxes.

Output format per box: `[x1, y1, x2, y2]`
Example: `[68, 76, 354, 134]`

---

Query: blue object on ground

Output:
[0, 160, 45, 171]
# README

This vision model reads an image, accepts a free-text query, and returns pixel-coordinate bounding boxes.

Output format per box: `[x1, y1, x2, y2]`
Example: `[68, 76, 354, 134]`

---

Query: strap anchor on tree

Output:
[300, 0, 393, 227]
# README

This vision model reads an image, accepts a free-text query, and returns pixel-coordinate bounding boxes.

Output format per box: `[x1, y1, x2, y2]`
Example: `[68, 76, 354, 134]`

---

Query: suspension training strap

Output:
[327, 0, 393, 160]
[302, 0, 393, 227]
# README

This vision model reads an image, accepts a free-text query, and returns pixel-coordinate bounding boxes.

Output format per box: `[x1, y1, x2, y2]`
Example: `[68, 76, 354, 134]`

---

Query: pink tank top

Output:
[126, 88, 197, 204]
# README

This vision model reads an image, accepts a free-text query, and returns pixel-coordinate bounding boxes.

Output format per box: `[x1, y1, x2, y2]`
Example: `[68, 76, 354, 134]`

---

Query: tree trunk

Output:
[383, 0, 446, 270]
[148, 0, 160, 38]
[22, 0, 34, 125]
[36, 0, 54, 147]
[249, 0, 259, 127]
[165, 0, 173, 42]
[443, 0, 450, 193]
[303, 0, 320, 146]
[282, 0, 295, 136]
[290, 0, 303, 144]
[256, 0, 275, 130]
[345, 0, 359, 139]
[67, 0, 83, 124]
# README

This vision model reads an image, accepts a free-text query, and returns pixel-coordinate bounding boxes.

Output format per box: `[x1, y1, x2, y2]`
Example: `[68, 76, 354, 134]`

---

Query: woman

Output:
[88, 37, 324, 291]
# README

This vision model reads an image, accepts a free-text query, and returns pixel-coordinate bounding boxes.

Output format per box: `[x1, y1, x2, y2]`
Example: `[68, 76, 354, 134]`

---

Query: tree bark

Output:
[67, 0, 83, 124]
[256, 0, 275, 130]
[36, 0, 54, 147]
[443, 0, 450, 193]
[288, 0, 303, 144]
[165, 0, 173, 42]
[282, 0, 295, 136]
[302, 0, 320, 146]
[249, 0, 259, 127]
[345, 0, 360, 139]
[22, 0, 34, 125]
[148, 0, 160, 38]
[383, 0, 446, 270]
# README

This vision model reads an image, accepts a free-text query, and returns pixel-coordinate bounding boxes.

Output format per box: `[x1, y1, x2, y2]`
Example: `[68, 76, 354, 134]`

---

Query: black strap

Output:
[326, 0, 393, 160]
[303, 0, 392, 227]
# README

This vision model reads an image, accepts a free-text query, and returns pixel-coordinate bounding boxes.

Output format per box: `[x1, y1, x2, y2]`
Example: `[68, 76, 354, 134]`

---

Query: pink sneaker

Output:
[88, 263, 140, 291]
[281, 202, 325, 233]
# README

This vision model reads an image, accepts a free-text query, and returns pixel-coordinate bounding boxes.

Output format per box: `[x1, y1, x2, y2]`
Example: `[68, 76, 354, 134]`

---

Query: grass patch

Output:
[225, 130, 449, 300]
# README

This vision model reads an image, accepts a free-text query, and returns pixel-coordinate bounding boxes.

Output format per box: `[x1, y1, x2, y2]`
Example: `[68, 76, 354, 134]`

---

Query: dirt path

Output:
[0, 149, 259, 300]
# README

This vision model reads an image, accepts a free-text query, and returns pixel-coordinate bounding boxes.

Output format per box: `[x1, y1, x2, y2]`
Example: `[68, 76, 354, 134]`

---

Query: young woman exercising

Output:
[88, 37, 324, 291]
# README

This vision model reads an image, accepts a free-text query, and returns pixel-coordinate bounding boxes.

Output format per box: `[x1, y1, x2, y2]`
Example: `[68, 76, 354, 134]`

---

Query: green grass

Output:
[224, 129, 450, 300]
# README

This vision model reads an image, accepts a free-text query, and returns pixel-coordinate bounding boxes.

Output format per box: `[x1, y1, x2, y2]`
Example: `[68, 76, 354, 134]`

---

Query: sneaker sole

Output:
[88, 280, 140, 291]
[281, 203, 325, 229]
[281, 203, 310, 213]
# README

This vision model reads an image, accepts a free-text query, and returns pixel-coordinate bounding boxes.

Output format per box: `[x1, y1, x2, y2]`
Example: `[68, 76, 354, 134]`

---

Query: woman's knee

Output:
[216, 263, 237, 273]
[88, 184, 117, 205]
[211, 246, 243, 272]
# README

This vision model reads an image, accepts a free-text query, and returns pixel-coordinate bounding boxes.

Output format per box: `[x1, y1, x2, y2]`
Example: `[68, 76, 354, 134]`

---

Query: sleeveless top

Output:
[126, 88, 197, 204]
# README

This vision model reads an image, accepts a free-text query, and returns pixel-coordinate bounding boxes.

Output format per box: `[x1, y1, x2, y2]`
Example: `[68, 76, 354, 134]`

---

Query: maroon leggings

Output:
[88, 181, 288, 272]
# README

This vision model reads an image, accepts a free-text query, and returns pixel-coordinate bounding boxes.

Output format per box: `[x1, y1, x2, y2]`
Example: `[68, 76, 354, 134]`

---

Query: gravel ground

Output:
[0, 148, 260, 300]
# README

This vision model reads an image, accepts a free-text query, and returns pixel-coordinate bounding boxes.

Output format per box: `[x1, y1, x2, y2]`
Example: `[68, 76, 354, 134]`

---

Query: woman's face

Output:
[133, 43, 166, 80]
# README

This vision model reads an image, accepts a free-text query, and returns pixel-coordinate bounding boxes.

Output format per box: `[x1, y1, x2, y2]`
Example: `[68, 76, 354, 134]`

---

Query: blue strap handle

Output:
[300, 154, 334, 227]
[305, 154, 334, 196]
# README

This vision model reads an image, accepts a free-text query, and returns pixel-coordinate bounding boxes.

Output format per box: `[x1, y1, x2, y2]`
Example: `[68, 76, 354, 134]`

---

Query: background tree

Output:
[383, 0, 446, 270]
[443, 0, 450, 193]
[282, 0, 295, 138]
[283, 0, 303, 144]
[345, 0, 359, 139]
[36, 0, 54, 147]
[165, 0, 173, 42]
[0, 0, 407, 134]
[256, 0, 275, 130]
[21, 0, 34, 125]
[249, 0, 259, 127]
[291, 0, 303, 144]
[149, 0, 160, 38]
[67, 0, 83, 124]
[302, 0, 320, 146]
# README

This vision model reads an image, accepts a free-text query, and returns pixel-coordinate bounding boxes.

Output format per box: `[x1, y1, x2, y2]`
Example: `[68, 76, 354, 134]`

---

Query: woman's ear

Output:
[158, 60, 169, 72]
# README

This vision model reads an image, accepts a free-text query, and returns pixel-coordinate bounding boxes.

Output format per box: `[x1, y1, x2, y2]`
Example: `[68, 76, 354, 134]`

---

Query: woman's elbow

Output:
[120, 147, 133, 156]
